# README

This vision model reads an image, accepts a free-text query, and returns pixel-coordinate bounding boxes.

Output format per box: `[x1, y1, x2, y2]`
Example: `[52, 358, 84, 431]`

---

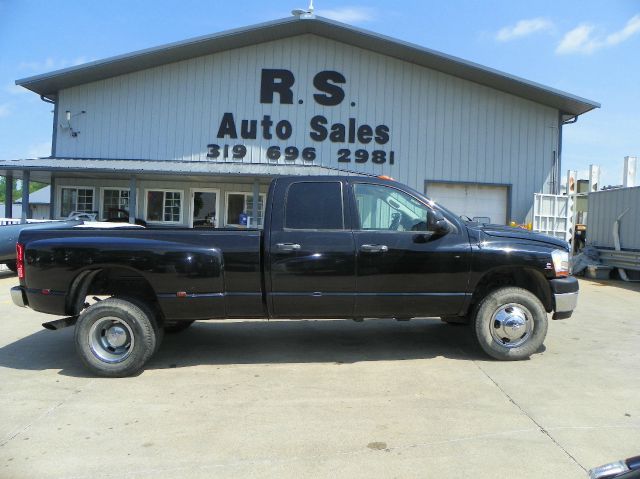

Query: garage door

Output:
[426, 182, 508, 224]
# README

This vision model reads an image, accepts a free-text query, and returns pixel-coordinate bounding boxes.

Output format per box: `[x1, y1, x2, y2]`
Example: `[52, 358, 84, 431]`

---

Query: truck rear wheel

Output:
[74, 298, 160, 377]
[473, 287, 548, 361]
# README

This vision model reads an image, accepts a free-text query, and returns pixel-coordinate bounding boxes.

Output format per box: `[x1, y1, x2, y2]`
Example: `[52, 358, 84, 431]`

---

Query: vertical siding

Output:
[588, 187, 640, 250]
[55, 34, 559, 222]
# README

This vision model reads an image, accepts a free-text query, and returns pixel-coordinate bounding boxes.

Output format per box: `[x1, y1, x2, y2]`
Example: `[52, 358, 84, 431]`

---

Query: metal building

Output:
[0, 15, 599, 227]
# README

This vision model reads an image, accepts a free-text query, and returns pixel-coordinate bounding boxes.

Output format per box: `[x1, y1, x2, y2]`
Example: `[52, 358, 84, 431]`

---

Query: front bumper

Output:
[11, 286, 27, 308]
[550, 276, 579, 320]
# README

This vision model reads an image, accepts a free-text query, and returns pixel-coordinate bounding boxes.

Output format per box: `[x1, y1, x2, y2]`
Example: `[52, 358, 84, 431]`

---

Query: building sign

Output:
[207, 69, 395, 166]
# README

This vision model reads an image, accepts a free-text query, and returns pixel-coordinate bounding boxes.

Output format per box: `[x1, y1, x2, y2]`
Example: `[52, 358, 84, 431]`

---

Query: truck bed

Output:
[18, 227, 264, 319]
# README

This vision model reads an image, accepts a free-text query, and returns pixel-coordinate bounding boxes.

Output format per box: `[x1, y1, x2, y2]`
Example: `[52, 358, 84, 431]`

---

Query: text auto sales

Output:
[207, 69, 395, 165]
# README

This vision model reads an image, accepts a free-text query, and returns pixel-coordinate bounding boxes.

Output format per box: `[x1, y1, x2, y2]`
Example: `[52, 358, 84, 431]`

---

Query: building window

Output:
[225, 192, 265, 227]
[60, 187, 94, 218]
[146, 190, 183, 223]
[101, 188, 130, 220]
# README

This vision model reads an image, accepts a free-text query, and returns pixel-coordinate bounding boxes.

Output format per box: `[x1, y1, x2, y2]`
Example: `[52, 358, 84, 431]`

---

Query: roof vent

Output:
[292, 0, 315, 18]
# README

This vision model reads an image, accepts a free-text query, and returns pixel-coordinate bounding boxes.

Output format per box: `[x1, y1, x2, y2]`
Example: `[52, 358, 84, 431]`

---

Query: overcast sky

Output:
[0, 0, 638, 187]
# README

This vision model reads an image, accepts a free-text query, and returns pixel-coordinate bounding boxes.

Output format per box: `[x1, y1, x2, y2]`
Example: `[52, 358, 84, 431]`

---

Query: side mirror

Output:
[430, 211, 450, 236]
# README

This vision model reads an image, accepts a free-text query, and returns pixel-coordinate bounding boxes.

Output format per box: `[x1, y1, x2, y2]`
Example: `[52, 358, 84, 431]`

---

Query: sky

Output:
[0, 0, 638, 187]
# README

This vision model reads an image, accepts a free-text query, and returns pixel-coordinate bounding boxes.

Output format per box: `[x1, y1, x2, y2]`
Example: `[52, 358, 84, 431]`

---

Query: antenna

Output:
[291, 0, 315, 18]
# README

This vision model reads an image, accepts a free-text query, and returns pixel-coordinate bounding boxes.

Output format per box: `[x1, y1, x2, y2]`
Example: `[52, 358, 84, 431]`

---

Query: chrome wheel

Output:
[490, 303, 533, 348]
[88, 316, 135, 363]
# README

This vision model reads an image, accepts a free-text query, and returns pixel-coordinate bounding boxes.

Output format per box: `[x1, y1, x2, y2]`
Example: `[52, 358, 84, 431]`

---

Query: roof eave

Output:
[15, 15, 600, 116]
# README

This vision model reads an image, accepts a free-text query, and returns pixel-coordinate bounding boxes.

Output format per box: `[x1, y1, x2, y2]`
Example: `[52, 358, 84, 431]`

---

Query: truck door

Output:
[268, 179, 356, 318]
[350, 181, 470, 318]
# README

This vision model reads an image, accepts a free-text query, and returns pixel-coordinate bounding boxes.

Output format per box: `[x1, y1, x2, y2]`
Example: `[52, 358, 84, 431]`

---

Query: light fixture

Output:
[60, 110, 86, 137]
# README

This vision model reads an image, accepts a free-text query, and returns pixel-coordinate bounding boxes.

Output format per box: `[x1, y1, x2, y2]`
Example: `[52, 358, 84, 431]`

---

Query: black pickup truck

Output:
[11, 176, 578, 377]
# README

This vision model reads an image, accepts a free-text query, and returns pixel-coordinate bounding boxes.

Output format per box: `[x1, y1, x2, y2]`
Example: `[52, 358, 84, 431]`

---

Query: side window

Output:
[285, 182, 344, 230]
[354, 183, 431, 232]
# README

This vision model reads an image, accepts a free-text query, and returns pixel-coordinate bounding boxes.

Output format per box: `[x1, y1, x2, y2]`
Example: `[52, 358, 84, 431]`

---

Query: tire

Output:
[164, 320, 195, 334]
[74, 297, 160, 377]
[5, 261, 17, 273]
[473, 287, 548, 361]
[119, 297, 164, 354]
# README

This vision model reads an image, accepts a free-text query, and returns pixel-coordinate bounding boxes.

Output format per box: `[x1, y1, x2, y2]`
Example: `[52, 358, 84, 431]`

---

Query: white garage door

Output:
[426, 182, 508, 224]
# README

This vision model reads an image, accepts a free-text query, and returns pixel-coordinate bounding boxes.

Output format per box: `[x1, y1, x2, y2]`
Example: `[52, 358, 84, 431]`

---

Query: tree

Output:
[0, 177, 47, 203]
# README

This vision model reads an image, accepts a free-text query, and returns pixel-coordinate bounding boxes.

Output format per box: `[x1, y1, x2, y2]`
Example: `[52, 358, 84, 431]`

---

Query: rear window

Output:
[285, 182, 344, 230]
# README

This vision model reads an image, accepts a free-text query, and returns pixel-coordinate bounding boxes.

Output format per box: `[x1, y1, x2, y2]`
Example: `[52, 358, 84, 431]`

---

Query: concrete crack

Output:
[473, 361, 587, 473]
[0, 379, 95, 447]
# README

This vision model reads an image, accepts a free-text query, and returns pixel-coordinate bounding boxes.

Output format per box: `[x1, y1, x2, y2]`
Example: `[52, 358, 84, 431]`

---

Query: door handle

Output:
[275, 242, 301, 252]
[360, 244, 389, 253]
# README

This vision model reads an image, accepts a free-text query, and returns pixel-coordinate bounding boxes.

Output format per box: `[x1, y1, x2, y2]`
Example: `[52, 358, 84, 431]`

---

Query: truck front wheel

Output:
[473, 287, 548, 360]
[74, 298, 160, 377]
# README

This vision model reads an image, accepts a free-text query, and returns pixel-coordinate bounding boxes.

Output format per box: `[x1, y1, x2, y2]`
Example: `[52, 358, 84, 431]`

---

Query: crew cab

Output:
[11, 176, 579, 377]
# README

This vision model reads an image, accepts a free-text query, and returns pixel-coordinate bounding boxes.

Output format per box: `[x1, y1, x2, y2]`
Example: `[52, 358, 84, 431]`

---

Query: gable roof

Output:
[16, 15, 599, 116]
[15, 185, 51, 204]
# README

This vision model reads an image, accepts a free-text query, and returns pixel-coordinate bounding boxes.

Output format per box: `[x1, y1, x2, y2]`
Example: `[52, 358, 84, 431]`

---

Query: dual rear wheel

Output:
[74, 298, 194, 377]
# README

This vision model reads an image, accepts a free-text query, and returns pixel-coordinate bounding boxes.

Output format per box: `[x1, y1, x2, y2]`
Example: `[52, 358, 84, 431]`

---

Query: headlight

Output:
[551, 249, 570, 277]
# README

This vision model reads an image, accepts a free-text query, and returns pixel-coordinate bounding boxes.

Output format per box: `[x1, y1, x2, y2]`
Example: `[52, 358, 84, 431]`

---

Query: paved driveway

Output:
[0, 271, 639, 478]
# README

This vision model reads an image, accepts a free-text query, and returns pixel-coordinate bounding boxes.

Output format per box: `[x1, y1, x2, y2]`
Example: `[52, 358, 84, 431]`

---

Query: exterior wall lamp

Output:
[60, 110, 86, 137]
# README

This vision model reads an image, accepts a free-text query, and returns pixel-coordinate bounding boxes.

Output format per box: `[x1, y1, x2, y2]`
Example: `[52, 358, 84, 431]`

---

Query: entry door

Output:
[352, 182, 470, 318]
[268, 180, 356, 318]
[190, 188, 219, 228]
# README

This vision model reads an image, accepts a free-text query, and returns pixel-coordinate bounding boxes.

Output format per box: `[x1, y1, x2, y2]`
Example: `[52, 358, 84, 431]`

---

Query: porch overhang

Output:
[0, 157, 365, 183]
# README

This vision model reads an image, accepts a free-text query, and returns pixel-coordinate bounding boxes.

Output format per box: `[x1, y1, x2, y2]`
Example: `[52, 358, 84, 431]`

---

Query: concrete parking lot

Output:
[0, 271, 638, 479]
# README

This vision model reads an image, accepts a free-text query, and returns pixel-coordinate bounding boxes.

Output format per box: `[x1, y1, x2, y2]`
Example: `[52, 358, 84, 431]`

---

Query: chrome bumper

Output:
[11, 286, 26, 308]
[553, 291, 578, 319]
[555, 291, 578, 312]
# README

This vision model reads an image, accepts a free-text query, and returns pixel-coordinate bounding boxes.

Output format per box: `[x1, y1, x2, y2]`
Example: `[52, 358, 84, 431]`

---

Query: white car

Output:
[66, 211, 98, 221]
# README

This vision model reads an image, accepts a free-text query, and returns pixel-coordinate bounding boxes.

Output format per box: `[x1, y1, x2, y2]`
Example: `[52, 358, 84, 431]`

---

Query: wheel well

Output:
[67, 267, 159, 316]
[470, 267, 553, 314]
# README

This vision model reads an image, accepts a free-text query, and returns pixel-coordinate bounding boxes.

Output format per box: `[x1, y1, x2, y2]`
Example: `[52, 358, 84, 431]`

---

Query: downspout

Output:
[39, 94, 57, 156]
[40, 93, 57, 218]
[557, 113, 579, 195]
[557, 113, 579, 194]
[557, 113, 563, 196]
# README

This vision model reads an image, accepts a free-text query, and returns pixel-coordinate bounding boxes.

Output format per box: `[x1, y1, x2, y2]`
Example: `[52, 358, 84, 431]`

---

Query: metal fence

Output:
[597, 249, 640, 272]
[533, 194, 573, 242]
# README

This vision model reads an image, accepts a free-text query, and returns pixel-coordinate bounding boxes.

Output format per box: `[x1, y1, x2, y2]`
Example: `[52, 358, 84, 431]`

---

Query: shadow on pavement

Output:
[0, 270, 16, 280]
[579, 277, 640, 293]
[0, 318, 487, 377]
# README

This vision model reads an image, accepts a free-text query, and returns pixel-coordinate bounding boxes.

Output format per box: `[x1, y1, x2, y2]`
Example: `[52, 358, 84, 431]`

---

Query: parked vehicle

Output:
[104, 208, 147, 227]
[11, 176, 579, 377]
[67, 211, 98, 221]
[0, 220, 82, 271]
[589, 455, 640, 478]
